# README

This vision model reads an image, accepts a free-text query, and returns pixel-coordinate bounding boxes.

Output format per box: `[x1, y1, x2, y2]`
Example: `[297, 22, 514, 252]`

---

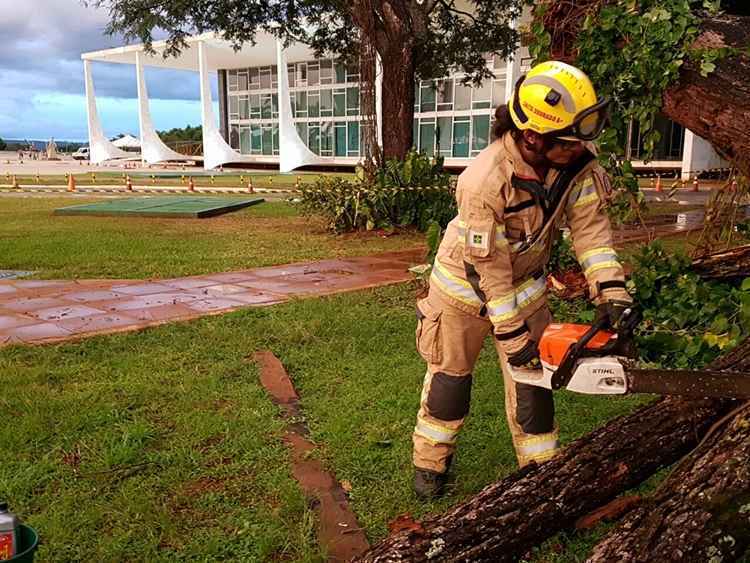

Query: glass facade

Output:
[226, 57, 362, 157]
[223, 50, 532, 160]
[628, 114, 685, 161]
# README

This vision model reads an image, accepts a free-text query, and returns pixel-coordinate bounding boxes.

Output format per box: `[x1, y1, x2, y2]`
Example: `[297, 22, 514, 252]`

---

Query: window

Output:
[229, 95, 239, 118]
[262, 125, 273, 155]
[261, 94, 273, 119]
[419, 119, 436, 155]
[334, 89, 346, 117]
[346, 63, 359, 83]
[271, 65, 278, 88]
[239, 96, 249, 120]
[320, 122, 334, 156]
[238, 71, 249, 91]
[249, 94, 260, 119]
[472, 80, 492, 110]
[240, 126, 251, 154]
[413, 118, 419, 150]
[248, 68, 258, 90]
[228, 70, 238, 92]
[230, 124, 240, 150]
[346, 87, 359, 116]
[296, 62, 307, 86]
[308, 91, 320, 118]
[436, 79, 453, 112]
[472, 115, 490, 154]
[335, 62, 346, 83]
[320, 89, 333, 117]
[492, 78, 507, 108]
[308, 123, 320, 155]
[414, 81, 420, 112]
[420, 81, 436, 113]
[287, 63, 296, 88]
[437, 116, 452, 156]
[308, 61, 319, 86]
[335, 123, 347, 156]
[272, 125, 279, 155]
[260, 67, 271, 90]
[320, 60, 333, 84]
[453, 117, 470, 157]
[347, 122, 360, 156]
[296, 91, 308, 117]
[454, 81, 472, 111]
[250, 125, 262, 154]
[272, 94, 278, 118]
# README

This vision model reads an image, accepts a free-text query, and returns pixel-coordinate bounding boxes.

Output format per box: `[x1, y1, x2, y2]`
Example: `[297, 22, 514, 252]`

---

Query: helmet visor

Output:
[570, 98, 610, 140]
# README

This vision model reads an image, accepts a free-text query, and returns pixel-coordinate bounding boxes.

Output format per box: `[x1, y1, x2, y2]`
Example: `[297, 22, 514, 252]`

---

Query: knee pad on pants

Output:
[515, 382, 554, 434]
[426, 372, 473, 421]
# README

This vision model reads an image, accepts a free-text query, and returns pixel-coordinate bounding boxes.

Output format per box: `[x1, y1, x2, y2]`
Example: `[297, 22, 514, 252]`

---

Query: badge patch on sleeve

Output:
[468, 230, 489, 251]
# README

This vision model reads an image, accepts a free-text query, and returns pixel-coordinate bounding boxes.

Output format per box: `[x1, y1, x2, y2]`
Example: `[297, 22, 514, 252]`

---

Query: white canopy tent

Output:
[111, 134, 141, 149]
[81, 31, 357, 170]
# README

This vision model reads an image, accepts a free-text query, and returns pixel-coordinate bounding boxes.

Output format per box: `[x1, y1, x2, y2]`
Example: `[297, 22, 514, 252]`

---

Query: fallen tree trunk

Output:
[692, 244, 750, 280]
[589, 403, 750, 562]
[356, 341, 750, 562]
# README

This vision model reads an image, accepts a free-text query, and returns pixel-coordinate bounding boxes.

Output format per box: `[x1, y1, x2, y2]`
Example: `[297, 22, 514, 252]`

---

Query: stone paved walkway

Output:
[0, 249, 422, 347]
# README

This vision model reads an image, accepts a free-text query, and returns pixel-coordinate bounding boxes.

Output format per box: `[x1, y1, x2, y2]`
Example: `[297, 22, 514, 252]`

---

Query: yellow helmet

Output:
[508, 61, 610, 141]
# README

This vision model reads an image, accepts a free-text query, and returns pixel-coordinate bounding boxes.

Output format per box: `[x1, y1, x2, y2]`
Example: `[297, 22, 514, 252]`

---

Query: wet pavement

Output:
[0, 249, 422, 347]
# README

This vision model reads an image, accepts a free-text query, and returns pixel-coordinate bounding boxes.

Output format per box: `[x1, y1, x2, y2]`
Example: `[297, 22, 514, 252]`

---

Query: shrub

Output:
[296, 151, 456, 233]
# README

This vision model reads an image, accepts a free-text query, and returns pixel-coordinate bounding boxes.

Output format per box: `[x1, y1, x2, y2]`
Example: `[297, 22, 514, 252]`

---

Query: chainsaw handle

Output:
[550, 316, 610, 390]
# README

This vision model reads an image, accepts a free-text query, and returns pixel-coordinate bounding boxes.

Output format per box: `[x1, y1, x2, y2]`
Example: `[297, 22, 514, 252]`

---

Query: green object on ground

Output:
[8, 525, 38, 562]
[53, 197, 265, 219]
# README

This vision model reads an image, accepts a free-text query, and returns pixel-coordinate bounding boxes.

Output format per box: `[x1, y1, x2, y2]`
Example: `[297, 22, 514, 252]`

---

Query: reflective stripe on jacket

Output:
[431, 132, 630, 354]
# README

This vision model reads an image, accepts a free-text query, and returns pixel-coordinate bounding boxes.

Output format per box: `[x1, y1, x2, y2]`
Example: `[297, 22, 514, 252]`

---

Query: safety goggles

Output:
[512, 75, 611, 141]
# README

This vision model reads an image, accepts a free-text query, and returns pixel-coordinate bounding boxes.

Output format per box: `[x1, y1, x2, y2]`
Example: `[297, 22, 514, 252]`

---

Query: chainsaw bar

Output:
[627, 369, 750, 399]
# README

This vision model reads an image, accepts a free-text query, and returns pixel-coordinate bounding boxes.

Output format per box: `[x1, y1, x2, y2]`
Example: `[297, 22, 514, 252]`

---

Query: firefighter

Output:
[412, 61, 633, 498]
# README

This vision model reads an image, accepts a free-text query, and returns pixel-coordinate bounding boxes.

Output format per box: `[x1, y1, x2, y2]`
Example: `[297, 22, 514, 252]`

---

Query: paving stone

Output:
[56, 313, 142, 334]
[2, 322, 73, 343]
[66, 290, 128, 302]
[0, 315, 38, 330]
[32, 305, 106, 321]
[186, 297, 247, 313]
[2, 297, 73, 313]
[110, 283, 177, 296]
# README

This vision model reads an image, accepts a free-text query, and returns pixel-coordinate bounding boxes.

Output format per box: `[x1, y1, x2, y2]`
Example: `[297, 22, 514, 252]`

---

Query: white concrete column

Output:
[83, 59, 130, 164]
[198, 41, 253, 170]
[135, 51, 188, 164]
[276, 40, 322, 172]
[680, 129, 728, 180]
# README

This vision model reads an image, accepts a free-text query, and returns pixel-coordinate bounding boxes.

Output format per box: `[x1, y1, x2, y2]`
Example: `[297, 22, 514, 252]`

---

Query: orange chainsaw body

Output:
[539, 323, 614, 368]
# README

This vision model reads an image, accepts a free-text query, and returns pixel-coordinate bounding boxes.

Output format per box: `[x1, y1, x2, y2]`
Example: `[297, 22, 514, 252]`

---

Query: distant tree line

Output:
[157, 125, 202, 144]
[0, 138, 6, 151]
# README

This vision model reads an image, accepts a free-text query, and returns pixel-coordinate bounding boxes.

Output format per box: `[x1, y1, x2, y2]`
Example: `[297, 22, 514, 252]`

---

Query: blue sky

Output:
[0, 0, 214, 142]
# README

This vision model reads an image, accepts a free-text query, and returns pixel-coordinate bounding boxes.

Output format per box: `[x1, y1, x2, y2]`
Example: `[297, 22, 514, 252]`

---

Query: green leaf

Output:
[741, 277, 750, 291]
[699, 61, 716, 77]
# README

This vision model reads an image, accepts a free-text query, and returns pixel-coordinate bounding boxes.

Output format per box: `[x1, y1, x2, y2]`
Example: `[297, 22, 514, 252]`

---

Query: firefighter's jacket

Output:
[430, 132, 631, 355]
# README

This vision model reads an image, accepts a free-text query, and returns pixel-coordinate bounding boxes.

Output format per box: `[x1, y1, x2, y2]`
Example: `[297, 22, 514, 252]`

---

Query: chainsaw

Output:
[510, 307, 750, 399]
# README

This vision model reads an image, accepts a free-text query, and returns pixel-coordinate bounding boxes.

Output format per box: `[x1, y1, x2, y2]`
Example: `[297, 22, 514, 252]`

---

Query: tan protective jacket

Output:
[430, 132, 631, 354]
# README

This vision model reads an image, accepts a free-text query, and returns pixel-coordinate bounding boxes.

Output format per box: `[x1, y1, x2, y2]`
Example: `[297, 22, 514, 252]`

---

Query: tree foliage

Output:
[93, 0, 522, 158]
[0, 138, 6, 151]
[157, 124, 202, 144]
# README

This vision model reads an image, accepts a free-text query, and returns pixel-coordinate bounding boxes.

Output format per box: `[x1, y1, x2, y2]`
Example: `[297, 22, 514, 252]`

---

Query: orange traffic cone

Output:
[67, 174, 76, 192]
[247, 178, 254, 194]
[126, 175, 133, 192]
[655, 175, 662, 192]
[188, 177, 195, 192]
[692, 177, 699, 192]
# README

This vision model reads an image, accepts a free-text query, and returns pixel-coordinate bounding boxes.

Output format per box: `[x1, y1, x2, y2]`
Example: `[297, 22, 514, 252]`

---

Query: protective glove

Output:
[595, 299, 633, 331]
[506, 338, 541, 369]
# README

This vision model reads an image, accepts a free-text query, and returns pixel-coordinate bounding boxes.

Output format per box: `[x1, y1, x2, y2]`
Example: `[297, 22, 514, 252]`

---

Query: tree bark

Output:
[588, 404, 750, 562]
[378, 42, 416, 160]
[356, 340, 750, 562]
[692, 244, 750, 280]
[662, 13, 750, 177]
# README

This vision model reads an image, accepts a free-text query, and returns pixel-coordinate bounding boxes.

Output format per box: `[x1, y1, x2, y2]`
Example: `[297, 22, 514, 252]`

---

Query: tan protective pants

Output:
[412, 287, 559, 473]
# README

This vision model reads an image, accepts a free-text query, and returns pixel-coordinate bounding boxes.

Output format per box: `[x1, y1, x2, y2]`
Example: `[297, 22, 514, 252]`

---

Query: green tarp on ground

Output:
[54, 196, 265, 218]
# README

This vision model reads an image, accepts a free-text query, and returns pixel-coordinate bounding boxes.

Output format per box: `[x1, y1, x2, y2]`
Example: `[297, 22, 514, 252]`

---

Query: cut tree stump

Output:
[355, 339, 750, 562]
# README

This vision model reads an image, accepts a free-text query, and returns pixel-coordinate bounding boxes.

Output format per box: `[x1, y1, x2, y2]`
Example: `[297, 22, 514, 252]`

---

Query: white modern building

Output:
[81, 31, 726, 177]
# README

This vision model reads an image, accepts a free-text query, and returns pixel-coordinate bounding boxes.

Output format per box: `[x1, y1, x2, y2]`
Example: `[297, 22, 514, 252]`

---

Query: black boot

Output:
[414, 467, 447, 499]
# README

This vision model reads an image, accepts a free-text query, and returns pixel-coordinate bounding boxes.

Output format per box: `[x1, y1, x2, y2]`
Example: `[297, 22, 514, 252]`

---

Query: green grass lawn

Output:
[0, 198, 424, 280]
[0, 284, 650, 561]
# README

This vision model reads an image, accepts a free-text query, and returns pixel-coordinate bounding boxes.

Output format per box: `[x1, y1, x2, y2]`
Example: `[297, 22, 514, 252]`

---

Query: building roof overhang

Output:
[81, 31, 316, 70]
